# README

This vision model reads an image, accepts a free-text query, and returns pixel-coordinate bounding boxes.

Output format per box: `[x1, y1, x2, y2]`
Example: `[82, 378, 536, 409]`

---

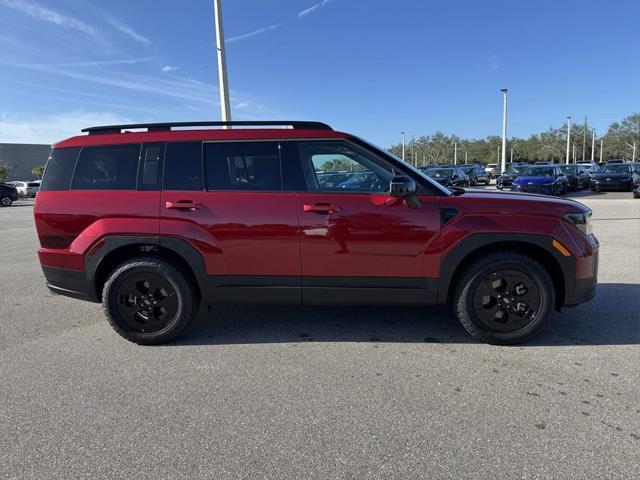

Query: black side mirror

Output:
[390, 175, 416, 197]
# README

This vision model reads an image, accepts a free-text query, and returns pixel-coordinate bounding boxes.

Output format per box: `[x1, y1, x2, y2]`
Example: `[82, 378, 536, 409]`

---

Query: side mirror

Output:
[389, 175, 416, 197]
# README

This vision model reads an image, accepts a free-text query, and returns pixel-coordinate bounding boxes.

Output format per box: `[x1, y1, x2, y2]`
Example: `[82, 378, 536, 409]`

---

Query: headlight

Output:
[565, 210, 593, 236]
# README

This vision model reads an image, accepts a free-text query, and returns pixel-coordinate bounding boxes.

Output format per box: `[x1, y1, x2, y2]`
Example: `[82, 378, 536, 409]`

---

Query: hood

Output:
[513, 176, 555, 185]
[593, 172, 632, 179]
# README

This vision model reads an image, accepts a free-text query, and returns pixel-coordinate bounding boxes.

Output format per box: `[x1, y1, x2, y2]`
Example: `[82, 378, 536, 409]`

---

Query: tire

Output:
[1, 196, 12, 207]
[453, 251, 555, 345]
[102, 256, 199, 345]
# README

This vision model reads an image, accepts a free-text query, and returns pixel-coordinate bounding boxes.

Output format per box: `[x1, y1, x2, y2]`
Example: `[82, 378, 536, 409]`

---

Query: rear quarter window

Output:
[71, 144, 141, 190]
[40, 147, 80, 191]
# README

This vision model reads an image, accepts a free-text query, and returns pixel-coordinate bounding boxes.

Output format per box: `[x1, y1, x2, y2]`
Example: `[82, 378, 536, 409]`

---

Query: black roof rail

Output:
[81, 120, 333, 135]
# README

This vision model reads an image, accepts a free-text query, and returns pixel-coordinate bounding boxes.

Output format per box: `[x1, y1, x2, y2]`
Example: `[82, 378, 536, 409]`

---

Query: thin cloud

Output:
[14, 57, 155, 68]
[0, 0, 105, 43]
[226, 24, 280, 43]
[162, 65, 180, 73]
[298, 0, 333, 18]
[106, 17, 150, 45]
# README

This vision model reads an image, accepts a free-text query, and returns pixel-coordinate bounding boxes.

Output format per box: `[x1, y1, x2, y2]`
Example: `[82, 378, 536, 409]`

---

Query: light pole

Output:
[572, 144, 576, 163]
[401, 132, 405, 161]
[600, 139, 603, 162]
[582, 116, 587, 162]
[591, 130, 595, 162]
[626, 141, 637, 161]
[454, 142, 458, 165]
[565, 116, 572, 164]
[411, 136, 415, 166]
[465, 151, 468, 164]
[500, 89, 508, 173]
[213, 0, 231, 126]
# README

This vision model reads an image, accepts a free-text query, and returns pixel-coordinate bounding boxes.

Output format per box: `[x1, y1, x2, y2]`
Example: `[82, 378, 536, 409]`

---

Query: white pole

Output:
[411, 136, 415, 166]
[213, 0, 231, 126]
[565, 116, 572, 164]
[510, 148, 513, 162]
[573, 144, 576, 163]
[591, 131, 595, 162]
[401, 132, 405, 161]
[454, 142, 457, 165]
[582, 116, 587, 162]
[600, 139, 603, 163]
[500, 89, 508, 174]
[465, 151, 468, 164]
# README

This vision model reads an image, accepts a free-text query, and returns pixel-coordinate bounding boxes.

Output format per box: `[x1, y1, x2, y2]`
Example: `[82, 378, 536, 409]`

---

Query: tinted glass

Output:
[138, 143, 163, 190]
[521, 167, 555, 176]
[600, 164, 632, 173]
[71, 144, 140, 190]
[205, 142, 282, 191]
[40, 147, 80, 191]
[164, 142, 203, 190]
[297, 141, 393, 193]
[426, 168, 454, 178]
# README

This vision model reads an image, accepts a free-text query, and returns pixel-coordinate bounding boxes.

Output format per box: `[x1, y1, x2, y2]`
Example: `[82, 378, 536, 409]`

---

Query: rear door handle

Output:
[165, 200, 198, 211]
[303, 203, 339, 214]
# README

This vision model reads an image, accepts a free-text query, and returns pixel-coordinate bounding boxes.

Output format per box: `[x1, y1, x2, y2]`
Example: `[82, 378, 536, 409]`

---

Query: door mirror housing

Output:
[389, 175, 416, 197]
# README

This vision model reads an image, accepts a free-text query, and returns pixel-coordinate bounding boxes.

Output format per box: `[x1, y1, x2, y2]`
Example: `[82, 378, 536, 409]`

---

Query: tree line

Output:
[388, 113, 639, 166]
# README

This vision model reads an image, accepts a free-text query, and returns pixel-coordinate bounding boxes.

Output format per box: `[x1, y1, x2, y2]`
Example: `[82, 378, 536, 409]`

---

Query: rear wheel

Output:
[102, 256, 199, 344]
[454, 252, 555, 344]
[1, 196, 12, 207]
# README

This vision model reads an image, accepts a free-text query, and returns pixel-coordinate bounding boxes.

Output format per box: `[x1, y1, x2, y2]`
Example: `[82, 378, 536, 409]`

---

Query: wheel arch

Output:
[440, 234, 573, 309]
[88, 236, 206, 302]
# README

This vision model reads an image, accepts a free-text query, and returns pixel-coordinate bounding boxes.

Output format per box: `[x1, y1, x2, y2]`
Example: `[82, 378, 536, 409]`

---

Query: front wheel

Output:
[1, 196, 12, 207]
[102, 256, 199, 344]
[453, 252, 555, 344]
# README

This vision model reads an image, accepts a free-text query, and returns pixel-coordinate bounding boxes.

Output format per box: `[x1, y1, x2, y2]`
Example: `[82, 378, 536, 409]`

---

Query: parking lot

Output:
[1, 192, 638, 479]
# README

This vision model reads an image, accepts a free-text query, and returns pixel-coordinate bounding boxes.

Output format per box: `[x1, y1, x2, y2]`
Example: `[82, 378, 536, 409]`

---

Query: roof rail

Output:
[81, 120, 333, 135]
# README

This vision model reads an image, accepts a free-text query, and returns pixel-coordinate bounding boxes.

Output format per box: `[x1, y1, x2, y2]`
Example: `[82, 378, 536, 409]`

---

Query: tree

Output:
[32, 165, 45, 180]
[0, 161, 9, 181]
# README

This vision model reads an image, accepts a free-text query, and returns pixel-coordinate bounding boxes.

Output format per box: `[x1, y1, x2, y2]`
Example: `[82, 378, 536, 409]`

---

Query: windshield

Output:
[600, 164, 632, 173]
[425, 168, 453, 178]
[521, 167, 555, 176]
[558, 165, 577, 174]
[353, 136, 453, 195]
[506, 165, 527, 175]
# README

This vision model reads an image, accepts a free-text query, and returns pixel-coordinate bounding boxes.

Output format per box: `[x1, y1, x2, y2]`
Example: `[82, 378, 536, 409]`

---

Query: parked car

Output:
[335, 171, 381, 191]
[34, 120, 598, 346]
[534, 161, 552, 165]
[590, 163, 635, 191]
[633, 170, 640, 199]
[423, 167, 470, 187]
[13, 181, 41, 198]
[605, 159, 625, 164]
[459, 165, 489, 185]
[511, 165, 568, 196]
[485, 163, 501, 178]
[557, 164, 590, 190]
[0, 182, 19, 206]
[496, 163, 528, 190]
[577, 162, 599, 174]
[317, 172, 349, 189]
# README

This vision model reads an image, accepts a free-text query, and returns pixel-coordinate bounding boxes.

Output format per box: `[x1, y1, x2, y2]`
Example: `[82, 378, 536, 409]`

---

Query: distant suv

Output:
[35, 121, 599, 345]
[485, 163, 501, 178]
[0, 182, 19, 206]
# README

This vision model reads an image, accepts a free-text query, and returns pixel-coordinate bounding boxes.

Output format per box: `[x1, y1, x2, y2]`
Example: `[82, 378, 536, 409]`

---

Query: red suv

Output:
[34, 121, 598, 345]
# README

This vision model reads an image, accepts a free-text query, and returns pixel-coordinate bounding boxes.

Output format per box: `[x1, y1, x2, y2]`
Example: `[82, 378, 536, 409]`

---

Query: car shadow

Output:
[175, 283, 639, 347]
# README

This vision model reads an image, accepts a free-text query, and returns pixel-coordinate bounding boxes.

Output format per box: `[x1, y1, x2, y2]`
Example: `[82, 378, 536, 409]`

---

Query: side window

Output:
[41, 147, 80, 191]
[205, 142, 282, 191]
[163, 142, 202, 190]
[71, 144, 140, 190]
[138, 142, 163, 190]
[296, 141, 394, 193]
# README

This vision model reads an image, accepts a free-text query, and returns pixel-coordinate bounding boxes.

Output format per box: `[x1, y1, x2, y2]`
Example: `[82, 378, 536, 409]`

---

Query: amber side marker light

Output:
[552, 239, 571, 257]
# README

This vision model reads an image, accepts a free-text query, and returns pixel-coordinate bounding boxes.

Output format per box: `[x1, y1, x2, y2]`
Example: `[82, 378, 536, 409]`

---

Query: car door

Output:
[160, 140, 300, 304]
[292, 139, 442, 304]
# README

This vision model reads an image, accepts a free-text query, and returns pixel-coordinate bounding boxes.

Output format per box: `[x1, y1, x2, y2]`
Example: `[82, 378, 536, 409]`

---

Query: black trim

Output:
[82, 121, 333, 134]
[440, 208, 458, 225]
[41, 266, 95, 302]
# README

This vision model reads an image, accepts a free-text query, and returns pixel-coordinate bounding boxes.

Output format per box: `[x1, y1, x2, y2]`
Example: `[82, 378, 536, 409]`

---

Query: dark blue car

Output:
[511, 165, 568, 196]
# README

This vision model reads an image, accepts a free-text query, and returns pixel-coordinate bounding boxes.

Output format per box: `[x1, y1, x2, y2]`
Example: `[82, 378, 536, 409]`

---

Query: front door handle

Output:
[303, 203, 339, 214]
[165, 200, 198, 211]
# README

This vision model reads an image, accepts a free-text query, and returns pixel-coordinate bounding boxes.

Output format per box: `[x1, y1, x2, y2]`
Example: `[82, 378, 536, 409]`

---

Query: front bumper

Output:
[563, 235, 599, 307]
[591, 179, 632, 190]
[511, 183, 555, 194]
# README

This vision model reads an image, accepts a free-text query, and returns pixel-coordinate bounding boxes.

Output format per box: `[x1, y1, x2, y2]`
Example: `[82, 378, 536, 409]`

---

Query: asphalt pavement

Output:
[1, 193, 638, 480]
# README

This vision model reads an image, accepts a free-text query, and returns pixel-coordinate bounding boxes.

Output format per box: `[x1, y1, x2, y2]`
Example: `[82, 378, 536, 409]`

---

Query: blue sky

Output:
[0, 0, 638, 146]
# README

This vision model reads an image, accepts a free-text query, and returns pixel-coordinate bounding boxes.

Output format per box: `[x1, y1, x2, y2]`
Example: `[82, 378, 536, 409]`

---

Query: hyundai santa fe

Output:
[34, 121, 599, 345]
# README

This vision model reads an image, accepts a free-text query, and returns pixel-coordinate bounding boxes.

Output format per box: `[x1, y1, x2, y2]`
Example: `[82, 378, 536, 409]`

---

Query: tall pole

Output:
[565, 116, 572, 164]
[401, 132, 405, 161]
[500, 89, 508, 173]
[582, 116, 587, 162]
[454, 142, 458, 165]
[411, 136, 415, 166]
[465, 151, 468, 164]
[572, 144, 576, 163]
[591, 131, 595, 162]
[599, 139, 603, 162]
[213, 0, 231, 126]
[510, 148, 513, 163]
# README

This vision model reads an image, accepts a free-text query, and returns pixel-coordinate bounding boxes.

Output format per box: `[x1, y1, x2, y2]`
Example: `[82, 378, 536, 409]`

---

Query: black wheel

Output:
[454, 252, 555, 344]
[102, 256, 199, 344]
[1, 196, 12, 207]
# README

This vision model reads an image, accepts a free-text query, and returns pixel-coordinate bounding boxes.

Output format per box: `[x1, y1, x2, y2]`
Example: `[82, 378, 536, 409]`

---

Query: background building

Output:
[0, 143, 51, 181]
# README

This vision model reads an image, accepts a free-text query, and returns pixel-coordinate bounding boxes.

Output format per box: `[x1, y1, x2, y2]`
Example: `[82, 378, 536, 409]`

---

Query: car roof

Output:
[54, 121, 349, 148]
